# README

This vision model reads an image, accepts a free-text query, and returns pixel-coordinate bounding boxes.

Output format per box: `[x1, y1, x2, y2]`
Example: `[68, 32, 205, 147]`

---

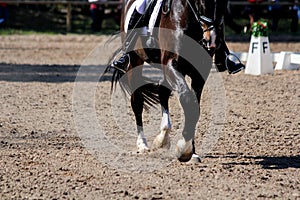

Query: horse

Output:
[106, 0, 217, 162]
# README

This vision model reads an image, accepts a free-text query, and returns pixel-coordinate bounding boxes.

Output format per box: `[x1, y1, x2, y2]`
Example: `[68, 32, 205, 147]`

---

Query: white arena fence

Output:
[234, 51, 300, 70]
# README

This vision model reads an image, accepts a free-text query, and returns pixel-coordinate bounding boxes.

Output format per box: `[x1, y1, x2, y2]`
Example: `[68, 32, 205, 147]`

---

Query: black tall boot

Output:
[215, 43, 245, 74]
[214, 43, 245, 74]
[112, 10, 144, 70]
[214, 23, 245, 74]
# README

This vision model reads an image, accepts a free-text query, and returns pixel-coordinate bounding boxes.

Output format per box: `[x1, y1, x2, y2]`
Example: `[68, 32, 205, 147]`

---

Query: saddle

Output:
[124, 0, 172, 63]
[131, 0, 166, 63]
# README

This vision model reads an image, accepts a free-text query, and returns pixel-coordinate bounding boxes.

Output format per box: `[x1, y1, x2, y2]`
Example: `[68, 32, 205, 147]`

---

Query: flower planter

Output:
[245, 21, 274, 75]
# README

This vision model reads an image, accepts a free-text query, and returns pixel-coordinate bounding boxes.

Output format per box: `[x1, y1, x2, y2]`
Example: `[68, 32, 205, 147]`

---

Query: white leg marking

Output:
[176, 138, 193, 162]
[152, 110, 171, 150]
[160, 110, 171, 131]
[136, 131, 149, 153]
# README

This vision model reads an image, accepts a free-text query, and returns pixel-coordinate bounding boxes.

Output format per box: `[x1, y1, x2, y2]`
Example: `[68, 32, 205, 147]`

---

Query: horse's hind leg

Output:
[152, 84, 172, 150]
[128, 56, 149, 153]
[131, 87, 149, 153]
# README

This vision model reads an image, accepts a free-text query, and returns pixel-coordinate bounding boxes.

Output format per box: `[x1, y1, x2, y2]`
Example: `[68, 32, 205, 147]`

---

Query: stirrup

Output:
[225, 53, 245, 74]
[110, 52, 129, 73]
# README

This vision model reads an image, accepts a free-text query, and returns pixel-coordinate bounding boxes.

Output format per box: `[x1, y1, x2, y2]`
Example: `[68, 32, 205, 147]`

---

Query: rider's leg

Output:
[135, 0, 147, 14]
[112, 0, 147, 70]
[214, 23, 245, 74]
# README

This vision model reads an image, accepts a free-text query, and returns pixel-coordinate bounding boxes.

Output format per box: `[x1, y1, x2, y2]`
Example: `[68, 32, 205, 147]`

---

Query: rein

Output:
[186, 0, 200, 22]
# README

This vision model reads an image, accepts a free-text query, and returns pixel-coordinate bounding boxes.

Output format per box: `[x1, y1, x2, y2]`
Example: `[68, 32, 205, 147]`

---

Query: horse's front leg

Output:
[175, 88, 200, 162]
[152, 85, 172, 150]
[163, 58, 200, 162]
[188, 73, 206, 163]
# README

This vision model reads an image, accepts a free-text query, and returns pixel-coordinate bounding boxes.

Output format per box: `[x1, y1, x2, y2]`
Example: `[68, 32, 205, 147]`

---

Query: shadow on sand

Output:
[0, 63, 113, 83]
[207, 153, 300, 169]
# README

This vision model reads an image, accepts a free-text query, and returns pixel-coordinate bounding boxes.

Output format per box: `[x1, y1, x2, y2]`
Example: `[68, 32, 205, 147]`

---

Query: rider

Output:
[112, 0, 148, 70]
[201, 0, 245, 74]
[112, 0, 245, 74]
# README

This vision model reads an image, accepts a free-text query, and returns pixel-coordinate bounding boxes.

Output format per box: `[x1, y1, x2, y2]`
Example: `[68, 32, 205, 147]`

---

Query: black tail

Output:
[134, 81, 160, 110]
[102, 59, 160, 110]
[103, 55, 125, 94]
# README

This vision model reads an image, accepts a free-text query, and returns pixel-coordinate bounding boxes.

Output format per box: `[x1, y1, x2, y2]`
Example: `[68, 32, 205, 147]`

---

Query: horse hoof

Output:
[175, 139, 193, 162]
[152, 130, 171, 150]
[137, 146, 150, 153]
[188, 154, 201, 164]
[177, 153, 193, 162]
[137, 136, 149, 153]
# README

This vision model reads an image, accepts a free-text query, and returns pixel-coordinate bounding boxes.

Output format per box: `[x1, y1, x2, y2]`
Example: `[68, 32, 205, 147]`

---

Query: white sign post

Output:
[245, 36, 274, 75]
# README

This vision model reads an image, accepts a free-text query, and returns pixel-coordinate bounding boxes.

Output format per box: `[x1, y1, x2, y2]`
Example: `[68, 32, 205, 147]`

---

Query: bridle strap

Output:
[186, 0, 216, 31]
[199, 15, 215, 32]
[199, 15, 213, 24]
[202, 25, 215, 32]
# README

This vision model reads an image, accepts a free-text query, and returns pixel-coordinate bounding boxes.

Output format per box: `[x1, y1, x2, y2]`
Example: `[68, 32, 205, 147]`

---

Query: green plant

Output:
[251, 20, 268, 37]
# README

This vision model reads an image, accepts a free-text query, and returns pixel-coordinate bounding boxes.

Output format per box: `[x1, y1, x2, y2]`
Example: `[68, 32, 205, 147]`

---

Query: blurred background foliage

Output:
[0, 3, 299, 38]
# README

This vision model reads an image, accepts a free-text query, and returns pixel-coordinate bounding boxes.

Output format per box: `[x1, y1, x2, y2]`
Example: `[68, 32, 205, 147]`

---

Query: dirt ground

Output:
[0, 35, 299, 199]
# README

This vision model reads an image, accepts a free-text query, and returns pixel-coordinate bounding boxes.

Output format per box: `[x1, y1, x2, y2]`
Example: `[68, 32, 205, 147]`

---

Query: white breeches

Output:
[135, 0, 147, 14]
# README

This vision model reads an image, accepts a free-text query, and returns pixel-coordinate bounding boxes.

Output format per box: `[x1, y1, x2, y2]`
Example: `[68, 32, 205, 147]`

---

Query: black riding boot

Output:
[112, 10, 143, 70]
[214, 44, 245, 74]
[214, 24, 245, 74]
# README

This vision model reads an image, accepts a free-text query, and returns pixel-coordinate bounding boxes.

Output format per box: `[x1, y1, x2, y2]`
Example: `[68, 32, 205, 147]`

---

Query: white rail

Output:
[234, 51, 300, 70]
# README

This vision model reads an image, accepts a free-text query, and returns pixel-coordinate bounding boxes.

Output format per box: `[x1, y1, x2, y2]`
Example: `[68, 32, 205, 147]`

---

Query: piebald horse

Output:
[107, 0, 217, 162]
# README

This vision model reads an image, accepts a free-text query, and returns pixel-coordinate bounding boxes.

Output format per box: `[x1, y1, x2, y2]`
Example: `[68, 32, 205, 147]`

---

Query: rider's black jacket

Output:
[200, 0, 228, 26]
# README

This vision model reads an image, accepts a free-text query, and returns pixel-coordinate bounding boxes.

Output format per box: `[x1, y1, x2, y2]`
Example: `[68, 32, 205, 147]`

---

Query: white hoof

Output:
[175, 138, 193, 162]
[152, 129, 171, 150]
